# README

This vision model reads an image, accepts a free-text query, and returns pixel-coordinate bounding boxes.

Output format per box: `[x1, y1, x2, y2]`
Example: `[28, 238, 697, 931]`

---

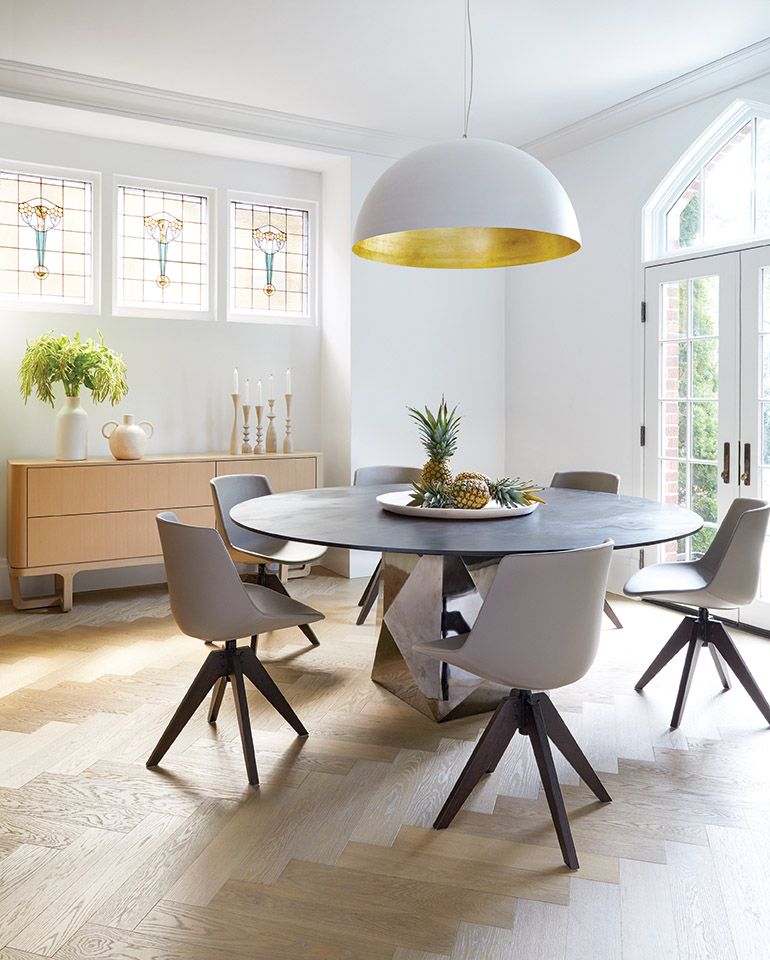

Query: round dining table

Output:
[232, 485, 702, 722]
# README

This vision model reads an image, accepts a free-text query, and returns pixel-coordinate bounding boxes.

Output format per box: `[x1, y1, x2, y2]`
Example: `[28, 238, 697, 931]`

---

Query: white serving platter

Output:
[376, 490, 539, 521]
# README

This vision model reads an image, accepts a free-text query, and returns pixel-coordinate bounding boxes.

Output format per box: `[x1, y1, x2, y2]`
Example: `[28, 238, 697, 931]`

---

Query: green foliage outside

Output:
[678, 190, 700, 248]
[678, 275, 718, 558]
[18, 331, 128, 407]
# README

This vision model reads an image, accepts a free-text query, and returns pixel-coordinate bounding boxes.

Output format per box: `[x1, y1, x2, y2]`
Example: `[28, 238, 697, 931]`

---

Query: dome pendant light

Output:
[352, 0, 581, 268]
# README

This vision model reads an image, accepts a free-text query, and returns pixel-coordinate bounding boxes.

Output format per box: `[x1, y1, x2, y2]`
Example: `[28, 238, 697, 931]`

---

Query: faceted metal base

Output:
[371, 553, 509, 721]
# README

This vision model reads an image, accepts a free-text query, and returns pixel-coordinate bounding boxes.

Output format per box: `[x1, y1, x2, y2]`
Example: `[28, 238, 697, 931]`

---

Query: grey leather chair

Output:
[353, 465, 422, 625]
[625, 497, 770, 729]
[415, 541, 614, 869]
[147, 512, 324, 785]
[551, 470, 624, 629]
[211, 474, 326, 646]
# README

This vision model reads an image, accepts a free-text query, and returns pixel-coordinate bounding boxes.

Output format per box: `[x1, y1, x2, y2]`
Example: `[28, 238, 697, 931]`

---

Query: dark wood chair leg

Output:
[434, 695, 519, 829]
[709, 621, 770, 724]
[707, 642, 731, 690]
[147, 649, 225, 767]
[357, 560, 382, 607]
[483, 695, 521, 774]
[526, 695, 580, 870]
[207, 676, 228, 723]
[635, 616, 696, 691]
[265, 573, 321, 645]
[238, 647, 308, 736]
[535, 694, 611, 802]
[230, 658, 259, 785]
[297, 623, 321, 646]
[670, 634, 702, 729]
[603, 597, 623, 630]
[250, 634, 258, 652]
[356, 567, 382, 625]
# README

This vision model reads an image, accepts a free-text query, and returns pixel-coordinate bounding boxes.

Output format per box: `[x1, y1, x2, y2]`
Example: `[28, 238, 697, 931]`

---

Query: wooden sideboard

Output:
[6, 452, 322, 612]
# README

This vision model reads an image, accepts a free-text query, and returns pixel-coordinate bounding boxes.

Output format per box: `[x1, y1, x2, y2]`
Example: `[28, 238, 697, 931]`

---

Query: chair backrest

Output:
[354, 465, 422, 486]
[211, 474, 274, 553]
[699, 498, 770, 605]
[459, 541, 614, 691]
[157, 511, 257, 640]
[550, 471, 620, 494]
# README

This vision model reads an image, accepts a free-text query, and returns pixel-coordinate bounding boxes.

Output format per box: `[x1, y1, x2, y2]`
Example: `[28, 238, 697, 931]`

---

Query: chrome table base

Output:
[371, 553, 508, 721]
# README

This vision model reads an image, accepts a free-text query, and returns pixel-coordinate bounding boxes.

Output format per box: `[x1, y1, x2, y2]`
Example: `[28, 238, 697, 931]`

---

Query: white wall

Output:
[0, 116, 509, 594]
[504, 75, 770, 590]
[0, 120, 325, 596]
[350, 154, 507, 479]
[347, 154, 508, 576]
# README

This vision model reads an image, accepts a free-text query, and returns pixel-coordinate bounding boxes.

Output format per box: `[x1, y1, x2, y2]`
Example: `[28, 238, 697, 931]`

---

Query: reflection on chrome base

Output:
[371, 553, 508, 721]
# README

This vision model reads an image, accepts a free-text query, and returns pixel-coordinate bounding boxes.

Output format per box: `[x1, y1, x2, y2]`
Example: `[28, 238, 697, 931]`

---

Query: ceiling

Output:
[2, 0, 770, 147]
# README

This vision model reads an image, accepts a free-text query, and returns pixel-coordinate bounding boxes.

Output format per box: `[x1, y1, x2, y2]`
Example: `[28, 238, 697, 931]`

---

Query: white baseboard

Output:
[607, 549, 640, 597]
[0, 548, 640, 605]
[0, 556, 170, 602]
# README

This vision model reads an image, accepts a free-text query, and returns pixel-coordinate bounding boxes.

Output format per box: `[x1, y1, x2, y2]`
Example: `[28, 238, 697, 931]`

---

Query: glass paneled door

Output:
[644, 254, 740, 567]
[738, 245, 770, 627]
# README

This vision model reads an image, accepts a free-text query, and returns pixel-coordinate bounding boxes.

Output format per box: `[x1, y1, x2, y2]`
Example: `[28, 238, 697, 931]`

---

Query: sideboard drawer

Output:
[27, 506, 215, 566]
[216, 457, 317, 492]
[27, 461, 215, 517]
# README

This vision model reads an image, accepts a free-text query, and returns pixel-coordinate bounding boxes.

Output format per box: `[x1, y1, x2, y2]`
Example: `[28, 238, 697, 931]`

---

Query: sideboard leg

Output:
[56, 572, 74, 612]
[9, 571, 63, 611]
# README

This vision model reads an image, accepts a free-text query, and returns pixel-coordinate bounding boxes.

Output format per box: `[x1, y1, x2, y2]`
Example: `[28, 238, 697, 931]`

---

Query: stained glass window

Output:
[230, 199, 310, 318]
[116, 184, 209, 311]
[0, 169, 93, 305]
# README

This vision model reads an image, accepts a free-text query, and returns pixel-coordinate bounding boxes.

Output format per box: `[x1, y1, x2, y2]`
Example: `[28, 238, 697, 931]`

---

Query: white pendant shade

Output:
[352, 137, 581, 268]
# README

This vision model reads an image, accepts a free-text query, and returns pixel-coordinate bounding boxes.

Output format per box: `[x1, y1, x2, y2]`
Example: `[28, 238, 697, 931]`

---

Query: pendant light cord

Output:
[463, 0, 474, 138]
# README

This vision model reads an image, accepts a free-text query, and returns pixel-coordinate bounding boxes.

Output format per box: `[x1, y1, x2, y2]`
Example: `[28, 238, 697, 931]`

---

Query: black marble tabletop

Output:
[230, 484, 703, 557]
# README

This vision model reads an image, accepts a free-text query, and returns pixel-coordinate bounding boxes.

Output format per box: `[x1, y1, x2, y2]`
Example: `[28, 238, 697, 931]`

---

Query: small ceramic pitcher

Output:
[102, 415, 154, 460]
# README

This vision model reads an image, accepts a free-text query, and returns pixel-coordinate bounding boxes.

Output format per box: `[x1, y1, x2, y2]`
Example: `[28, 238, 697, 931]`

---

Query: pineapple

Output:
[454, 471, 491, 485]
[409, 481, 457, 509]
[488, 477, 544, 508]
[408, 398, 461, 487]
[451, 476, 490, 509]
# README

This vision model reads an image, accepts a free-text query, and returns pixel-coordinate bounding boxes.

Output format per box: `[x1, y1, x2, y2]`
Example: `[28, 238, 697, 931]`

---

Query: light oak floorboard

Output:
[0, 580, 767, 960]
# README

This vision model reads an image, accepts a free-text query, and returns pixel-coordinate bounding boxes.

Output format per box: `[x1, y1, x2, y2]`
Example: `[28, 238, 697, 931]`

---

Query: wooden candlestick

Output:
[253, 405, 265, 454]
[283, 393, 294, 453]
[229, 393, 240, 455]
[265, 398, 277, 453]
[241, 405, 251, 454]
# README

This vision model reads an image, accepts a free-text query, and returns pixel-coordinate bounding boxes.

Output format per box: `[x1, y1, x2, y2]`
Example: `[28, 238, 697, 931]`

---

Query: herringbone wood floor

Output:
[1, 572, 769, 959]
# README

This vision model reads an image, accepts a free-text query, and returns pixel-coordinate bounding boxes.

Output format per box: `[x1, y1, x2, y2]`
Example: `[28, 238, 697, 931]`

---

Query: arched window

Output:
[644, 100, 770, 260]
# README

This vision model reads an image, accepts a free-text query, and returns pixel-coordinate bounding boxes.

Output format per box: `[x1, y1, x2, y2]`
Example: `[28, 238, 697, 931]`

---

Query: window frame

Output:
[0, 158, 100, 315]
[112, 174, 216, 321]
[226, 189, 318, 327]
[643, 100, 770, 263]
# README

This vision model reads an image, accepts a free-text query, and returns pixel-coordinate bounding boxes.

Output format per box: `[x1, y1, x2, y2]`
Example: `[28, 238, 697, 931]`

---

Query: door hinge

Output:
[640, 425, 646, 446]
[641, 300, 647, 323]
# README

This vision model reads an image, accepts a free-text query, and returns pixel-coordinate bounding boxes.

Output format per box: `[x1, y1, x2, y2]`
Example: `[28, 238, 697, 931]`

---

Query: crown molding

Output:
[523, 37, 770, 160]
[0, 59, 428, 161]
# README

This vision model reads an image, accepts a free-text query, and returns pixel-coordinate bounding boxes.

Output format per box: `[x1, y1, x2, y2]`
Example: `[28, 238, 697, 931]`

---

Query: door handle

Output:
[721, 442, 730, 483]
[741, 442, 751, 486]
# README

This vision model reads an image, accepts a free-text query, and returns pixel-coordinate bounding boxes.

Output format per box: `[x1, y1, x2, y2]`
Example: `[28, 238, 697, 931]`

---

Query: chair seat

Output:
[229, 535, 327, 567]
[243, 582, 324, 632]
[623, 561, 731, 608]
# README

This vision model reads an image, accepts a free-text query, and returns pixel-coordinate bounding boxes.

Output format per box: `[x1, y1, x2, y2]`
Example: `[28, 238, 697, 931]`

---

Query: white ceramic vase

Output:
[55, 396, 89, 461]
[101, 414, 154, 460]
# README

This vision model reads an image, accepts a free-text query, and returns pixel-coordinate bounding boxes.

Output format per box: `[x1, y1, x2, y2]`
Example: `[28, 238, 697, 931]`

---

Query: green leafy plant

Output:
[18, 331, 128, 407]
